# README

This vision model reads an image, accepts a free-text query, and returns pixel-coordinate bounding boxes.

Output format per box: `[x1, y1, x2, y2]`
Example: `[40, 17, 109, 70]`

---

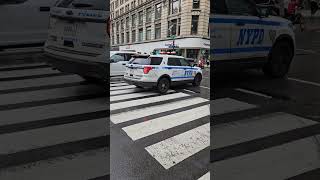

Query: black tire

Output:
[192, 74, 202, 87]
[157, 77, 170, 94]
[263, 41, 293, 78]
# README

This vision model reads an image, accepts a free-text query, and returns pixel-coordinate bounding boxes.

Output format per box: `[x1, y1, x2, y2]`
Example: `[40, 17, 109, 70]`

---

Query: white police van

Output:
[211, 0, 295, 78]
[124, 54, 203, 94]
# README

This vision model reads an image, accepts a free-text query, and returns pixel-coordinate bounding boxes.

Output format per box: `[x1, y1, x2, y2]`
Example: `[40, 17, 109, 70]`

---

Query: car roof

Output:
[150, 54, 184, 58]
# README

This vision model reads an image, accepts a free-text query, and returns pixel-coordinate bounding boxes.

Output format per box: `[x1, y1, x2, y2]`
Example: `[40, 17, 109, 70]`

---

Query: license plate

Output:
[63, 24, 77, 37]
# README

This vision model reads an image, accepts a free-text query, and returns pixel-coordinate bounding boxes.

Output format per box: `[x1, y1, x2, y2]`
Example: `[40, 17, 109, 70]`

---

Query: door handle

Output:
[39, 6, 51, 12]
[235, 22, 245, 26]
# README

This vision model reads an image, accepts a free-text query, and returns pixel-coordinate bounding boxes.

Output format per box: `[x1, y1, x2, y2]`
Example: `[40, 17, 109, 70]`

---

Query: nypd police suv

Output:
[211, 0, 295, 78]
[124, 55, 202, 94]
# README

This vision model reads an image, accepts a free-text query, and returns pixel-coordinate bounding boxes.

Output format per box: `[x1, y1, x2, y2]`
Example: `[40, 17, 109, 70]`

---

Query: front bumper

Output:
[44, 52, 108, 80]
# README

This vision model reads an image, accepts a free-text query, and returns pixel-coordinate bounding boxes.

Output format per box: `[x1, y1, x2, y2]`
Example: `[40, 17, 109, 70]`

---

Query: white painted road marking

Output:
[235, 88, 272, 99]
[288, 77, 320, 87]
[110, 82, 129, 87]
[145, 123, 210, 169]
[211, 98, 257, 115]
[110, 90, 174, 102]
[110, 88, 143, 96]
[198, 172, 210, 180]
[110, 92, 189, 111]
[123, 105, 210, 141]
[111, 97, 208, 124]
[110, 85, 136, 91]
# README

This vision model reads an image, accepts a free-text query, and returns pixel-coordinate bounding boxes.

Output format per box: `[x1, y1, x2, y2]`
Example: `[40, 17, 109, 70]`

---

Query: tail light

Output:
[143, 66, 153, 74]
[106, 17, 111, 37]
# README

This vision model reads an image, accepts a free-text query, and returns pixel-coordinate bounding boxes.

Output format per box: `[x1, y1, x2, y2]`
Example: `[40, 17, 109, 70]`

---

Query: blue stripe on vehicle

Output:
[162, 67, 198, 70]
[211, 47, 272, 54]
[171, 76, 194, 79]
[209, 18, 282, 26]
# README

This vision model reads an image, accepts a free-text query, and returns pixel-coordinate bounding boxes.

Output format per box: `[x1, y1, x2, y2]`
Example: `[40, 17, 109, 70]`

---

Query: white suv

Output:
[44, 0, 109, 81]
[124, 55, 203, 94]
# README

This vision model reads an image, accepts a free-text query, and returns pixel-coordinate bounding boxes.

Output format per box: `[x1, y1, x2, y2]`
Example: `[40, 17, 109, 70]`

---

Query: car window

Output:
[180, 58, 191, 66]
[225, 0, 257, 16]
[110, 54, 124, 63]
[132, 57, 163, 65]
[124, 54, 135, 61]
[168, 58, 182, 66]
[57, 0, 108, 11]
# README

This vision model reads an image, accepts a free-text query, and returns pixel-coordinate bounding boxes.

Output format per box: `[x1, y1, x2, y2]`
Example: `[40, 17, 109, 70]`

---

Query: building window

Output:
[121, 19, 125, 32]
[126, 32, 130, 43]
[169, 0, 181, 15]
[132, 30, 136, 42]
[191, 15, 199, 35]
[132, 14, 136, 27]
[155, 23, 161, 39]
[138, 11, 143, 25]
[146, 7, 152, 23]
[187, 49, 199, 59]
[126, 17, 129, 29]
[155, 3, 162, 20]
[138, 28, 143, 42]
[146, 26, 151, 40]
[121, 33, 124, 44]
[193, 0, 200, 9]
[116, 34, 120, 44]
[116, 22, 120, 32]
[168, 19, 180, 37]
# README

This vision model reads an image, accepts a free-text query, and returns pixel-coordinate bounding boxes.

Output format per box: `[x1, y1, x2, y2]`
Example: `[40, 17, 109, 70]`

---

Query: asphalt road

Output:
[0, 60, 109, 180]
[110, 69, 210, 180]
[210, 29, 320, 179]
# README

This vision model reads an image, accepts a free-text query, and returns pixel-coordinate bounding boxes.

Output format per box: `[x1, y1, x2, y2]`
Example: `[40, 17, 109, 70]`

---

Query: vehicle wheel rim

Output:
[160, 81, 168, 92]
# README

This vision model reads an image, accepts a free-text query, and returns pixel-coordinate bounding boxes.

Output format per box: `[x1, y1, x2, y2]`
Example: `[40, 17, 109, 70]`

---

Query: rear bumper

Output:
[44, 52, 108, 80]
[124, 78, 156, 87]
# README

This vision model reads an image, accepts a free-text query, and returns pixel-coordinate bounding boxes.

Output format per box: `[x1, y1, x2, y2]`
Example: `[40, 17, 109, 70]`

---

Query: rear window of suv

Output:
[132, 57, 163, 65]
[57, 0, 108, 11]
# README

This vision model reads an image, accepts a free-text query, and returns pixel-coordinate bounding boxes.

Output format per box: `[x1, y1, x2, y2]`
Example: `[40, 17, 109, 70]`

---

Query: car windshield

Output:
[132, 57, 163, 65]
[57, 0, 108, 11]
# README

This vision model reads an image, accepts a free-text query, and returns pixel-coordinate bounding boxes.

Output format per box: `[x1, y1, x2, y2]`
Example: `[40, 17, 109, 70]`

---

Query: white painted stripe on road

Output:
[198, 172, 210, 180]
[0, 67, 60, 79]
[214, 137, 320, 180]
[110, 90, 174, 102]
[110, 92, 189, 111]
[111, 97, 208, 124]
[0, 118, 106, 154]
[235, 88, 272, 99]
[145, 123, 210, 169]
[110, 85, 136, 91]
[110, 88, 143, 96]
[110, 82, 129, 87]
[0, 148, 108, 180]
[200, 86, 210, 90]
[288, 77, 320, 87]
[296, 48, 317, 54]
[123, 105, 210, 141]
[0, 74, 83, 91]
[211, 98, 257, 115]
[213, 112, 317, 149]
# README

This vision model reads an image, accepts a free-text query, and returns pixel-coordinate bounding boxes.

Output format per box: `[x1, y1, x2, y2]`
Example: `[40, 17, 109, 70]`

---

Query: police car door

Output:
[167, 57, 184, 82]
[227, 0, 265, 60]
[179, 58, 194, 80]
[210, 0, 232, 61]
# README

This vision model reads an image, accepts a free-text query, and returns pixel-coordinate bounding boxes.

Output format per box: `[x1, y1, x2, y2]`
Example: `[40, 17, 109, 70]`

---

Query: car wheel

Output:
[263, 41, 293, 78]
[157, 77, 170, 94]
[192, 74, 202, 86]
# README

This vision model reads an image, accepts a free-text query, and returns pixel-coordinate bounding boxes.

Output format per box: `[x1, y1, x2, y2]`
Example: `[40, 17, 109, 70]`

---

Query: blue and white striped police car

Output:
[211, 0, 295, 78]
[124, 54, 202, 94]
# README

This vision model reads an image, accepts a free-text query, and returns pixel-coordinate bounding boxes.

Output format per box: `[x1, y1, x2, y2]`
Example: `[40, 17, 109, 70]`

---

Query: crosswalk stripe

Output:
[0, 118, 105, 154]
[211, 98, 257, 115]
[110, 92, 189, 111]
[214, 137, 320, 180]
[123, 105, 210, 141]
[110, 90, 175, 102]
[110, 85, 136, 91]
[0, 98, 106, 127]
[0, 74, 83, 91]
[0, 148, 108, 180]
[110, 88, 143, 96]
[111, 97, 208, 124]
[198, 172, 210, 180]
[110, 82, 129, 87]
[212, 112, 317, 149]
[0, 67, 59, 79]
[145, 123, 210, 169]
[0, 85, 102, 106]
